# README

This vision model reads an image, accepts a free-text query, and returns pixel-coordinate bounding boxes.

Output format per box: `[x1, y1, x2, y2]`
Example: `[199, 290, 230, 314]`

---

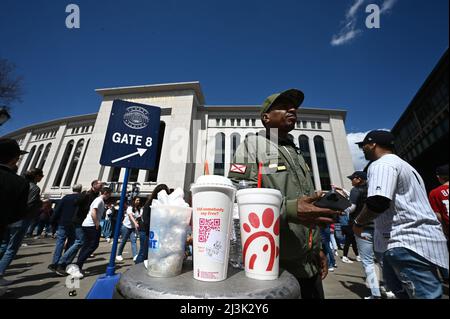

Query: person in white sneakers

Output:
[338, 211, 360, 264]
[103, 203, 114, 243]
[66, 187, 112, 279]
[116, 197, 140, 262]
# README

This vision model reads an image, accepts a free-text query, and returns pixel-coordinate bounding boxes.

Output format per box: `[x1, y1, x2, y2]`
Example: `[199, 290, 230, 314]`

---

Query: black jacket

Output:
[27, 181, 42, 220]
[0, 165, 30, 236]
[52, 193, 82, 226]
[72, 189, 99, 226]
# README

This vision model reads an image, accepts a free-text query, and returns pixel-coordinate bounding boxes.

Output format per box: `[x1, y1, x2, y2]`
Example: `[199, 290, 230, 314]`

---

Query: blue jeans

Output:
[355, 228, 381, 297]
[333, 223, 345, 247]
[117, 226, 137, 257]
[26, 217, 40, 236]
[0, 220, 30, 275]
[58, 225, 85, 266]
[0, 229, 10, 259]
[51, 225, 76, 265]
[36, 219, 51, 236]
[383, 247, 443, 299]
[102, 219, 113, 238]
[135, 230, 148, 264]
[320, 226, 336, 268]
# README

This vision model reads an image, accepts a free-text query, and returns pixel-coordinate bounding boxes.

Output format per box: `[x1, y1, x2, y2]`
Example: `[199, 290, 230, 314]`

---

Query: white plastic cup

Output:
[236, 188, 282, 280]
[191, 175, 236, 282]
[147, 205, 192, 278]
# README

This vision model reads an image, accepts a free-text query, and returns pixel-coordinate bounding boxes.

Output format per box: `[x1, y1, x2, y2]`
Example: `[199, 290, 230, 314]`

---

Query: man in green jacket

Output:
[228, 89, 338, 299]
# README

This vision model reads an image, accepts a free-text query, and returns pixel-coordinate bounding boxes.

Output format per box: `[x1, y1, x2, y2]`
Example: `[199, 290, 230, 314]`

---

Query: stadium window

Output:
[109, 167, 121, 182]
[299, 135, 316, 189]
[129, 169, 140, 183]
[29, 144, 44, 170]
[63, 139, 85, 186]
[21, 145, 36, 175]
[53, 140, 75, 187]
[314, 136, 331, 190]
[230, 133, 241, 161]
[214, 132, 225, 176]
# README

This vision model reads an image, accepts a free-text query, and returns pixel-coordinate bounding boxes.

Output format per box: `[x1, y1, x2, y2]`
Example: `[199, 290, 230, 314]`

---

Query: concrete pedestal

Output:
[115, 261, 300, 299]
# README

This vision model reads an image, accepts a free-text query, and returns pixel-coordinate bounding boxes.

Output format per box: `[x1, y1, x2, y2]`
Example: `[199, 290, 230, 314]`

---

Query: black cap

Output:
[347, 171, 368, 180]
[436, 164, 449, 176]
[261, 89, 305, 115]
[0, 138, 28, 157]
[356, 130, 395, 148]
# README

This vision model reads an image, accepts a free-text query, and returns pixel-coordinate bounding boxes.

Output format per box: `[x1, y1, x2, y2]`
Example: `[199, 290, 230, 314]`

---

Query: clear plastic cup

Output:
[147, 205, 192, 278]
[236, 188, 282, 280]
[191, 175, 236, 282]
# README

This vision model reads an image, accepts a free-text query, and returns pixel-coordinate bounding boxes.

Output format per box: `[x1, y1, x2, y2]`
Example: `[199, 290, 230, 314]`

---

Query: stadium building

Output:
[2, 82, 355, 199]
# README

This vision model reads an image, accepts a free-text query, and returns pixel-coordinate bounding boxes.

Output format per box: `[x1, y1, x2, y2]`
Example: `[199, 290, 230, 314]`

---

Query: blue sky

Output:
[0, 0, 448, 143]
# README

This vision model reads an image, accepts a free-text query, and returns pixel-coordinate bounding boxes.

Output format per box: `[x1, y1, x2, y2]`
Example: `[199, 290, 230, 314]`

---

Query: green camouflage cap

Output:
[260, 89, 305, 115]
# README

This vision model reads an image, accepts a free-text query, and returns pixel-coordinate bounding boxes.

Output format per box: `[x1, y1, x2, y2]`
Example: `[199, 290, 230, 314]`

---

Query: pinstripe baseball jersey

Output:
[368, 154, 449, 269]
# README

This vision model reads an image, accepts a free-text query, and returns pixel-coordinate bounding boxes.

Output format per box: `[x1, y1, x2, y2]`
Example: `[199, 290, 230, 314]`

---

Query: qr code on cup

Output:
[198, 218, 220, 243]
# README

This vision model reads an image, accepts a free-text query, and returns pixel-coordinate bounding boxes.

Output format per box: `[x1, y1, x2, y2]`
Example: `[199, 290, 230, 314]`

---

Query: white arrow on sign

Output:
[111, 148, 147, 164]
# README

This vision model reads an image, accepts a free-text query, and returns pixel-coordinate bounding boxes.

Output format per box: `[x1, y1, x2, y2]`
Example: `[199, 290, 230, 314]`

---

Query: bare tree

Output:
[0, 58, 23, 107]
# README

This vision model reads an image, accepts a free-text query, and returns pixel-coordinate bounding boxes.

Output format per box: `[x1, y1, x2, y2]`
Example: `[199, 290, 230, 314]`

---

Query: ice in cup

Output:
[236, 188, 282, 280]
[190, 175, 236, 282]
[147, 205, 192, 277]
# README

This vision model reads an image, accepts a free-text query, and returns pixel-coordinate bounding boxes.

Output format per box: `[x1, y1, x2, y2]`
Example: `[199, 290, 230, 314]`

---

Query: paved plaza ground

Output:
[1, 236, 448, 299]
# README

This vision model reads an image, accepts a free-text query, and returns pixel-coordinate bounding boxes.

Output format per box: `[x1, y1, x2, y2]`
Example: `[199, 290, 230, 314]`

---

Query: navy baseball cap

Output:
[356, 130, 395, 148]
[347, 171, 367, 180]
[436, 164, 449, 176]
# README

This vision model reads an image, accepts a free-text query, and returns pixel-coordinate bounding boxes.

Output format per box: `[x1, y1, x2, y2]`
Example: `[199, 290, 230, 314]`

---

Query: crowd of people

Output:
[227, 89, 449, 299]
[44, 182, 173, 280]
[1, 87, 449, 300]
[0, 138, 179, 295]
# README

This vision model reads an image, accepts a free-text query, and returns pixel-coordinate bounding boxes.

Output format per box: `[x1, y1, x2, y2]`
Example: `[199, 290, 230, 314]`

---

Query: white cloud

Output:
[347, 0, 366, 19]
[331, 0, 366, 47]
[331, 28, 362, 46]
[331, 0, 399, 46]
[347, 132, 370, 171]
[381, 0, 398, 13]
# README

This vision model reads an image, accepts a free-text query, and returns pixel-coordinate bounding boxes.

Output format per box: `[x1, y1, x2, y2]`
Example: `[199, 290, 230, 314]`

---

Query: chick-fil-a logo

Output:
[242, 208, 280, 271]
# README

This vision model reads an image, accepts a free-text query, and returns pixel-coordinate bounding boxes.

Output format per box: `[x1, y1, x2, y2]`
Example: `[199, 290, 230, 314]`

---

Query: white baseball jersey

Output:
[368, 154, 449, 270]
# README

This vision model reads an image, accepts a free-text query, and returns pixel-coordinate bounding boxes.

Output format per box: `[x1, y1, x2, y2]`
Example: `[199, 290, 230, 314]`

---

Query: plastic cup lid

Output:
[236, 188, 282, 199]
[190, 175, 236, 191]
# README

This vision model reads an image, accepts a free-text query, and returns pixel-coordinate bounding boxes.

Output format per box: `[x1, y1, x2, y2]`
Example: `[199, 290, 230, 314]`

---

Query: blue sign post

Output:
[87, 100, 161, 299]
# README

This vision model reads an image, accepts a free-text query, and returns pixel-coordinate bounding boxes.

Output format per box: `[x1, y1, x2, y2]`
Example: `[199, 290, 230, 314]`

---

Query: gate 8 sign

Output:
[100, 100, 161, 170]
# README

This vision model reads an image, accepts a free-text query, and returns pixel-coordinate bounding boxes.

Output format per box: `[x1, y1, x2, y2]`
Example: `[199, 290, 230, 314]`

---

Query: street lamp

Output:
[0, 106, 11, 126]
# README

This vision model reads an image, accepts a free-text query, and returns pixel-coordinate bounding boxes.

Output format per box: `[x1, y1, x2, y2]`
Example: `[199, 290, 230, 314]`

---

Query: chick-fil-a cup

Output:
[236, 188, 282, 280]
